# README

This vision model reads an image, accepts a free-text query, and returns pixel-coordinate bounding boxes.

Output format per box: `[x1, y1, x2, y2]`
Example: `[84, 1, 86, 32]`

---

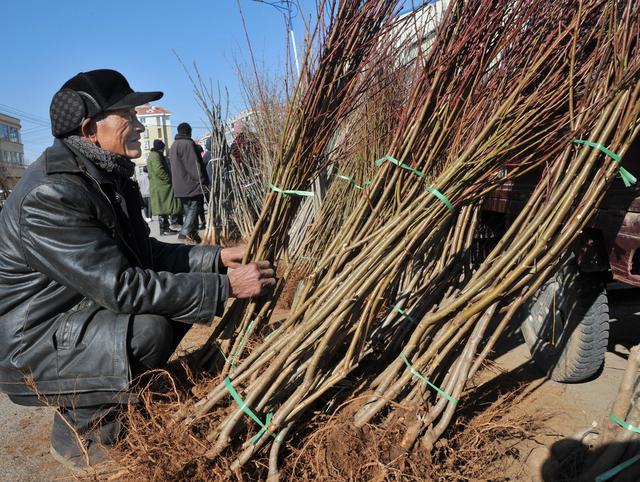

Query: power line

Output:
[0, 103, 50, 123]
[0, 103, 50, 127]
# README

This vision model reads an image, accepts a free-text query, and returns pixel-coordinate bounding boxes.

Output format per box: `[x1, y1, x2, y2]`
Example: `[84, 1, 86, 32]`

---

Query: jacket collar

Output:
[45, 138, 117, 185]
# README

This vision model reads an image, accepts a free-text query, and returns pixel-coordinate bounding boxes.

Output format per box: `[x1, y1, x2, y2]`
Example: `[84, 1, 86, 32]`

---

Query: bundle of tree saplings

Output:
[196, 0, 405, 368]
[289, 57, 414, 283]
[115, 1, 639, 480]
[167, 3, 640, 480]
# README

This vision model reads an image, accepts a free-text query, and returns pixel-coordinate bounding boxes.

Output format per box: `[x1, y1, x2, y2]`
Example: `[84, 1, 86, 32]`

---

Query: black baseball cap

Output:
[50, 69, 163, 138]
[61, 69, 163, 116]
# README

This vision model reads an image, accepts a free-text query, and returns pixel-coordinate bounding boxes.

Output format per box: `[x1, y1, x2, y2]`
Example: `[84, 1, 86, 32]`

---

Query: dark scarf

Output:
[63, 135, 136, 179]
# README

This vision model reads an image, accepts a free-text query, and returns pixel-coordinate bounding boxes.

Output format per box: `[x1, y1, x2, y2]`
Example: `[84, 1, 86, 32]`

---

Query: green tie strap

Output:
[336, 173, 372, 190]
[269, 182, 314, 197]
[400, 352, 458, 405]
[375, 155, 454, 212]
[224, 377, 283, 444]
[573, 139, 637, 187]
[426, 186, 455, 212]
[609, 414, 640, 433]
[393, 305, 417, 325]
[595, 454, 640, 482]
[375, 155, 427, 178]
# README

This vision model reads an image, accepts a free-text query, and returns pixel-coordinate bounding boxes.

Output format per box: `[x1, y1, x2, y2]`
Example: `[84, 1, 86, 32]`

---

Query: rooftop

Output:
[135, 104, 171, 116]
[0, 112, 22, 126]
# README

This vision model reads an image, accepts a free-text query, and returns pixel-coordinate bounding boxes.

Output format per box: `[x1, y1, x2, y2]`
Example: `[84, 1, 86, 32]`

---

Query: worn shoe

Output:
[160, 228, 179, 236]
[49, 413, 113, 474]
[169, 223, 182, 231]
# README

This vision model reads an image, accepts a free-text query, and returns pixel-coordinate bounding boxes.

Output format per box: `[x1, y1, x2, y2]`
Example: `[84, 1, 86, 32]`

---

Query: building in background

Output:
[392, 0, 451, 64]
[134, 104, 172, 165]
[0, 112, 26, 191]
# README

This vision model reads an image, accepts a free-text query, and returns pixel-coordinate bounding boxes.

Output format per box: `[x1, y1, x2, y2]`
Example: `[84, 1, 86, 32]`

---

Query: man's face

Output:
[93, 108, 144, 158]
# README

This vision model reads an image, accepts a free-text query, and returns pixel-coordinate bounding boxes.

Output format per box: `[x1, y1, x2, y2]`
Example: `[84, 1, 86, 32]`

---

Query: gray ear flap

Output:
[50, 89, 86, 138]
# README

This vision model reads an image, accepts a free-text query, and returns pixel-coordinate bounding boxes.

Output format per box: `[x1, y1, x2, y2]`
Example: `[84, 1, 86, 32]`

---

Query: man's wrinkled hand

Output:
[220, 243, 247, 269]
[227, 261, 275, 298]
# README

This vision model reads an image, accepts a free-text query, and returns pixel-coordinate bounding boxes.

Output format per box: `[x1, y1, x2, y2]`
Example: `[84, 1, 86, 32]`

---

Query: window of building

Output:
[9, 127, 20, 143]
[143, 129, 149, 139]
[157, 128, 162, 138]
[143, 140, 150, 150]
[0, 124, 9, 141]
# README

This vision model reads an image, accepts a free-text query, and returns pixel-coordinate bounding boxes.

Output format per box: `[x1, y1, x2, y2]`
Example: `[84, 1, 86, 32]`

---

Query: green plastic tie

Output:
[573, 139, 637, 187]
[230, 319, 256, 369]
[609, 414, 640, 433]
[393, 305, 417, 325]
[426, 186, 455, 212]
[595, 453, 640, 482]
[336, 173, 372, 190]
[224, 377, 283, 444]
[375, 155, 427, 178]
[400, 352, 458, 405]
[269, 182, 314, 197]
[375, 155, 454, 211]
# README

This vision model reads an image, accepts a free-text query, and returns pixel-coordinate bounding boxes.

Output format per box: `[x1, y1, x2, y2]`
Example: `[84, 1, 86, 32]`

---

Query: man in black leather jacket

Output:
[0, 69, 275, 471]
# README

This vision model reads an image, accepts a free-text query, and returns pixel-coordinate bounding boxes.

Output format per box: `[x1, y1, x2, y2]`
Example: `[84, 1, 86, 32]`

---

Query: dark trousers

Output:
[142, 197, 151, 219]
[159, 214, 182, 231]
[178, 196, 202, 237]
[198, 194, 206, 225]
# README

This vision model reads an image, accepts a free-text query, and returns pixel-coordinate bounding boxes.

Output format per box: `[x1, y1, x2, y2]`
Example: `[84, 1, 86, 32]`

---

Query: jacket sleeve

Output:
[19, 182, 229, 324]
[149, 238, 227, 274]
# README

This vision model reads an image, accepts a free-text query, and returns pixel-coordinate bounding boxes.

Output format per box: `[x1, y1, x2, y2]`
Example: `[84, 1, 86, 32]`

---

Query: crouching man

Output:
[0, 69, 274, 471]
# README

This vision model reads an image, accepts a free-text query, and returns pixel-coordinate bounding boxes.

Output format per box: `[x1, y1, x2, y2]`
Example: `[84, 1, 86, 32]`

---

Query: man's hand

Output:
[220, 243, 246, 269]
[227, 261, 275, 298]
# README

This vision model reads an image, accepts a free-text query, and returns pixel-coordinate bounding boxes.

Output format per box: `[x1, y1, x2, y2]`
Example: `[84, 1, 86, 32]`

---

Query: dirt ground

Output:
[1, 313, 635, 481]
[1, 221, 638, 480]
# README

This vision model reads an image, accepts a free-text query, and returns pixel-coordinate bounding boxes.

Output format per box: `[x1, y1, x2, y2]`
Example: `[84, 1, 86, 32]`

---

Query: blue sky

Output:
[2, 0, 319, 162]
[2, 0, 423, 163]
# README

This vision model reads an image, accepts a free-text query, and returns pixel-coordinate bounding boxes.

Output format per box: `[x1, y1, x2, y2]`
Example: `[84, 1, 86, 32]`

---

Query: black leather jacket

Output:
[0, 139, 229, 396]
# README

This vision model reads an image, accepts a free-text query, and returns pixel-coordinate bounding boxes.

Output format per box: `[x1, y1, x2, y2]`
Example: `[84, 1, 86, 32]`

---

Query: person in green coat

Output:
[147, 139, 182, 235]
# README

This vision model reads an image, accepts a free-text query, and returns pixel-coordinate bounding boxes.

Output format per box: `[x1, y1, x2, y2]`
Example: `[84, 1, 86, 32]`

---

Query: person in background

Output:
[136, 165, 152, 222]
[147, 139, 182, 235]
[203, 136, 213, 183]
[169, 123, 208, 244]
[0, 69, 276, 472]
[195, 144, 208, 230]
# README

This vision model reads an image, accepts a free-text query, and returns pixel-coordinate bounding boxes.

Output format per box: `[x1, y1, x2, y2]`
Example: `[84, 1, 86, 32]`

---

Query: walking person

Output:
[136, 165, 152, 221]
[147, 139, 181, 235]
[195, 144, 208, 230]
[169, 122, 208, 244]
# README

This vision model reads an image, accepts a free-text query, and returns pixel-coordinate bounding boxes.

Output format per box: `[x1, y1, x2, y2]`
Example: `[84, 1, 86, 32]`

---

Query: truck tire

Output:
[519, 254, 609, 382]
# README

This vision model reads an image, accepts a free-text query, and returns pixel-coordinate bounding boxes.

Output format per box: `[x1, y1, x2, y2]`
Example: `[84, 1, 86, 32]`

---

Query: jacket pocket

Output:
[53, 300, 97, 350]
